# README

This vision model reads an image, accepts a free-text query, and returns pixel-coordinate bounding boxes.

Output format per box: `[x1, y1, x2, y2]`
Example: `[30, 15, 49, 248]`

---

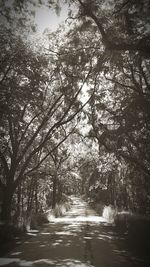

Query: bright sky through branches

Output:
[34, 2, 69, 32]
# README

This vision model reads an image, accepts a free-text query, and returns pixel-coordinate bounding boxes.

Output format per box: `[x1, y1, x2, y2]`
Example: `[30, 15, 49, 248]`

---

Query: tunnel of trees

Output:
[0, 0, 150, 229]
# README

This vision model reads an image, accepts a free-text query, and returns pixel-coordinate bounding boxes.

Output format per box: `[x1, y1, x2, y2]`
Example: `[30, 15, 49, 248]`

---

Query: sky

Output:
[34, 2, 69, 33]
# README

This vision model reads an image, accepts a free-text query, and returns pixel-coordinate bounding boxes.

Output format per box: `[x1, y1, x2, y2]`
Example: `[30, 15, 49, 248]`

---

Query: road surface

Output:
[0, 197, 146, 267]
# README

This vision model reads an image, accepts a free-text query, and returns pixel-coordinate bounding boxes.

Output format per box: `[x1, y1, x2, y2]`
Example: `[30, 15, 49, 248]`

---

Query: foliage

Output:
[1, 0, 150, 229]
[61, 0, 150, 214]
[0, 21, 92, 224]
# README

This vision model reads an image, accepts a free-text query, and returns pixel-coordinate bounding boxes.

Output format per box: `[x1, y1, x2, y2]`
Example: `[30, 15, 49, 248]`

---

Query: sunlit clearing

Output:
[49, 215, 107, 224]
[102, 205, 116, 223]
[0, 258, 94, 267]
[11, 252, 22, 256]
[55, 231, 73, 235]
[27, 232, 38, 236]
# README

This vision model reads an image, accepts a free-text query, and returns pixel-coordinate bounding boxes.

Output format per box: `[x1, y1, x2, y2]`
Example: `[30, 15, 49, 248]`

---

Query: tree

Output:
[0, 23, 95, 223]
[85, 63, 150, 211]
[46, 145, 70, 209]
[75, 0, 150, 55]
[60, 0, 150, 212]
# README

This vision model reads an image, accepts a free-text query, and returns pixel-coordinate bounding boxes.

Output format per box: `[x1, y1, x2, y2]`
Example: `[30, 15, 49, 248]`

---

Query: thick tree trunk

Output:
[1, 187, 14, 224]
[26, 182, 34, 218]
[17, 184, 21, 218]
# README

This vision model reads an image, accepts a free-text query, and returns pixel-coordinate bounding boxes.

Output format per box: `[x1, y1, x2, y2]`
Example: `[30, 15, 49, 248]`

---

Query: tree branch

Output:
[23, 127, 75, 177]
[77, 0, 150, 55]
[17, 93, 64, 164]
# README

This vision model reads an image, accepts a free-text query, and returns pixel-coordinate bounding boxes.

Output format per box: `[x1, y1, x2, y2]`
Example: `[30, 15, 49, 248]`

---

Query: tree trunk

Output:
[17, 184, 21, 218]
[52, 174, 57, 209]
[35, 180, 38, 214]
[1, 187, 14, 224]
[57, 182, 63, 203]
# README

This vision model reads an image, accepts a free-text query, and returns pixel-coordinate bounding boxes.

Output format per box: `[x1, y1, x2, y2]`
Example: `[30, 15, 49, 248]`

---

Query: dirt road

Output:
[0, 197, 146, 267]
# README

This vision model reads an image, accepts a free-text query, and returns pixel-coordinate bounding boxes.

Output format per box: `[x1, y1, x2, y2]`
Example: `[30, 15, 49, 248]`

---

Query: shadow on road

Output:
[0, 197, 150, 267]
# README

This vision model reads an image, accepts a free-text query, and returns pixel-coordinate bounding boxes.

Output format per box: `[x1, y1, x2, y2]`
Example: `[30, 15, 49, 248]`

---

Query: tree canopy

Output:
[0, 0, 150, 226]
